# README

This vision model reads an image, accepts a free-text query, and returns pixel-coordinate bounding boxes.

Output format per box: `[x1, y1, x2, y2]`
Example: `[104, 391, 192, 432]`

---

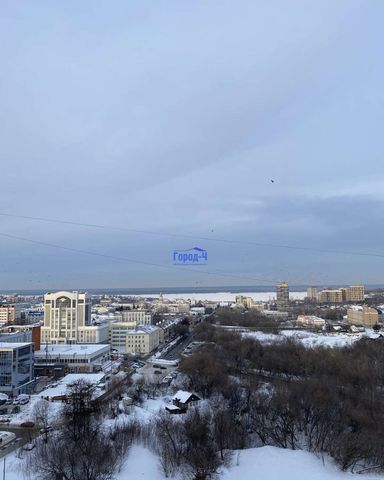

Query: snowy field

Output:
[243, 329, 379, 348]
[6, 444, 383, 480]
[131, 291, 307, 302]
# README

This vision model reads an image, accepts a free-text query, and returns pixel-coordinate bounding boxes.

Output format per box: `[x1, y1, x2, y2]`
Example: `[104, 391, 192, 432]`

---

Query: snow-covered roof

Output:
[0, 342, 32, 349]
[40, 373, 105, 399]
[35, 344, 110, 357]
[172, 390, 197, 403]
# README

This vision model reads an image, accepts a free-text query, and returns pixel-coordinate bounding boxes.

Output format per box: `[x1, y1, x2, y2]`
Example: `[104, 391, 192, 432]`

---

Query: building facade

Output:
[0, 305, 21, 326]
[34, 344, 110, 374]
[318, 289, 344, 303]
[125, 327, 160, 355]
[346, 285, 365, 302]
[347, 306, 378, 326]
[119, 310, 152, 325]
[0, 342, 34, 395]
[42, 291, 91, 344]
[276, 282, 289, 311]
[306, 287, 318, 301]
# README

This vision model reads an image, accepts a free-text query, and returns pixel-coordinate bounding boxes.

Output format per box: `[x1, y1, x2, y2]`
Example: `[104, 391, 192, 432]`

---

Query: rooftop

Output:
[0, 342, 32, 349]
[35, 343, 110, 357]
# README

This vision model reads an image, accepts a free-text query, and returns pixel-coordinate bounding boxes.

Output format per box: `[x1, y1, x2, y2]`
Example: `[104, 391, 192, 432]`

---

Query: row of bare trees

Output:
[25, 380, 139, 480]
[178, 320, 384, 472]
[145, 406, 245, 480]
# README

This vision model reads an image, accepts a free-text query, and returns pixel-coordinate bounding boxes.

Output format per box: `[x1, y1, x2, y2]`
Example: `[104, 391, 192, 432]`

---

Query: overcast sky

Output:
[0, 0, 383, 290]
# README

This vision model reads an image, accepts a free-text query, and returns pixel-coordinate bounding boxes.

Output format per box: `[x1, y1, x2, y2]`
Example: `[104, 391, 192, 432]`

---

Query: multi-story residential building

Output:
[34, 344, 110, 375]
[0, 305, 21, 326]
[347, 306, 378, 327]
[235, 296, 253, 309]
[0, 342, 34, 395]
[306, 287, 318, 301]
[346, 285, 365, 302]
[119, 310, 152, 325]
[276, 282, 289, 311]
[110, 322, 160, 354]
[317, 285, 365, 304]
[318, 289, 344, 303]
[125, 326, 160, 355]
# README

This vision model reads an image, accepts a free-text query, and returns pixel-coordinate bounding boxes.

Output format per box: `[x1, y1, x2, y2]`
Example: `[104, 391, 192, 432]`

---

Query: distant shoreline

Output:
[0, 284, 382, 296]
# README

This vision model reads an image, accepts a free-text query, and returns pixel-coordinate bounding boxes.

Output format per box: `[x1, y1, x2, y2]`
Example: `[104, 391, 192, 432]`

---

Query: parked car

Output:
[0, 416, 11, 423]
[12, 399, 20, 406]
[153, 364, 161, 369]
[160, 366, 167, 370]
[5, 400, 12, 405]
[20, 421, 35, 428]
[20, 398, 29, 405]
[154, 370, 162, 375]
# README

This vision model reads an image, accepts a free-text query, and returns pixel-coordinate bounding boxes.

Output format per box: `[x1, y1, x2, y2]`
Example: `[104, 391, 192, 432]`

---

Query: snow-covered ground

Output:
[7, 444, 383, 480]
[220, 446, 381, 480]
[132, 291, 307, 302]
[243, 329, 379, 348]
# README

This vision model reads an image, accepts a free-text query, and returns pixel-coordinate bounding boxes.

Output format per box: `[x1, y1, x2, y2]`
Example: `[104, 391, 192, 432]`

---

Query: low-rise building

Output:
[0, 342, 34, 396]
[296, 315, 326, 328]
[125, 326, 160, 355]
[34, 344, 110, 375]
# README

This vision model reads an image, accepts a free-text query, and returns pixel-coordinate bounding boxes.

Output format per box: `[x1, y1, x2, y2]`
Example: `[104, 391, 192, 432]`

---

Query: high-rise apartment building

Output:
[347, 285, 365, 302]
[317, 285, 365, 304]
[276, 282, 289, 311]
[41, 291, 91, 344]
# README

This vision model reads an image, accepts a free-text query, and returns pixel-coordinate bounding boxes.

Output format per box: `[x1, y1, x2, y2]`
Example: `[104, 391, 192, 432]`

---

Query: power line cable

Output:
[0, 231, 278, 284]
[0, 212, 382, 259]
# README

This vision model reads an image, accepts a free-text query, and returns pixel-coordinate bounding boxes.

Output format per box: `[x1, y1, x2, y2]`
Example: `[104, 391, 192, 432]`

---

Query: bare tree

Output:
[32, 399, 53, 443]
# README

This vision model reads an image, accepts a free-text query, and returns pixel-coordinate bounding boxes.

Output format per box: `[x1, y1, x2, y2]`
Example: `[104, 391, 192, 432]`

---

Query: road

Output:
[0, 425, 38, 459]
[160, 332, 194, 360]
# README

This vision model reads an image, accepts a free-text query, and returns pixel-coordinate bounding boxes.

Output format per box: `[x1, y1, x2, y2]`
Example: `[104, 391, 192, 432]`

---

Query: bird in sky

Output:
[271, 179, 275, 183]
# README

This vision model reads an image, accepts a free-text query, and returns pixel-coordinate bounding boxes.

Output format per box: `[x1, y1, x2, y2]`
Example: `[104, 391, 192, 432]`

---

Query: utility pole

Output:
[3, 457, 5, 480]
